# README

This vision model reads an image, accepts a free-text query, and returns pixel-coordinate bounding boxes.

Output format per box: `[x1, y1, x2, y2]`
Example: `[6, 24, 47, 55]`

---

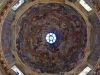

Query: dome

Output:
[1, 0, 100, 75]
[16, 3, 87, 73]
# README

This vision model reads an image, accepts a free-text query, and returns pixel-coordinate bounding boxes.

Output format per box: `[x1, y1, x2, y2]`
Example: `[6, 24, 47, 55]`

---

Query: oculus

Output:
[46, 33, 56, 44]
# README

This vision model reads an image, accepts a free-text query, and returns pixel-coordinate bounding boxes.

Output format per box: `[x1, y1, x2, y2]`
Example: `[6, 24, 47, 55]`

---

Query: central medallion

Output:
[46, 33, 56, 44]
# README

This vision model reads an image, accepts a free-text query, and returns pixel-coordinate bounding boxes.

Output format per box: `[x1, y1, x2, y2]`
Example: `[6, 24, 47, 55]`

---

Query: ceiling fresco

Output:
[16, 3, 87, 73]
[1, 11, 16, 65]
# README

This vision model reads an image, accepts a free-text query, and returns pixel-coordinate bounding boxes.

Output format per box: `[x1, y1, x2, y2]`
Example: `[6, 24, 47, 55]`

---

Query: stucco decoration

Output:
[16, 3, 87, 73]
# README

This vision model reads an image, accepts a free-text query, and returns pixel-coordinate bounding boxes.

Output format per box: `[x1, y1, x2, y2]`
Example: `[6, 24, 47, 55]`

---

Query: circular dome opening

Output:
[46, 33, 56, 44]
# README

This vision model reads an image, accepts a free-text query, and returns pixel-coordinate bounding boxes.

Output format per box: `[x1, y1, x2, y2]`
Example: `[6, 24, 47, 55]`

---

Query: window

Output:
[11, 65, 24, 75]
[79, 67, 92, 75]
[79, 0, 92, 12]
[12, 0, 24, 11]
[46, 33, 56, 44]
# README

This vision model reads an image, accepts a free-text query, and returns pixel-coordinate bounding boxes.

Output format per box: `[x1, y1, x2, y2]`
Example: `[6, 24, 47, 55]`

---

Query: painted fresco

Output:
[1, 20, 12, 54]
[16, 3, 87, 73]
[88, 13, 100, 67]
[1, 11, 15, 64]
